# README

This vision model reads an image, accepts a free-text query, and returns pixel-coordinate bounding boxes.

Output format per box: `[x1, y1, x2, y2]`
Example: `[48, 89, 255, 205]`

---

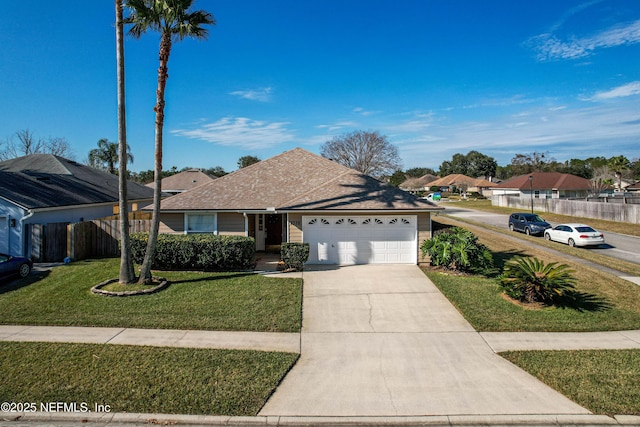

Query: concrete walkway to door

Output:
[259, 264, 592, 417]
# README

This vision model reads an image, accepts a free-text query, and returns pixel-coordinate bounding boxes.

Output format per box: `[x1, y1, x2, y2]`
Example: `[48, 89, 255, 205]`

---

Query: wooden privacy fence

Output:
[29, 223, 68, 262]
[70, 219, 150, 261]
[30, 219, 151, 262]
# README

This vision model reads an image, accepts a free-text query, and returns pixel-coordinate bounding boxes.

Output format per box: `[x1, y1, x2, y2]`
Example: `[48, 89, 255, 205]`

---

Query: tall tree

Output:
[320, 130, 402, 177]
[404, 167, 436, 178]
[237, 155, 260, 169]
[88, 138, 133, 174]
[124, 0, 215, 284]
[116, 0, 136, 284]
[438, 151, 496, 178]
[607, 155, 631, 192]
[0, 129, 74, 160]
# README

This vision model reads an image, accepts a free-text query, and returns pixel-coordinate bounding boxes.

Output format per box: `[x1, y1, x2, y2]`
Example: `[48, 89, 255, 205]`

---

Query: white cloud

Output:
[229, 87, 272, 102]
[589, 81, 640, 100]
[171, 117, 294, 150]
[395, 100, 640, 168]
[527, 19, 640, 61]
[353, 107, 379, 116]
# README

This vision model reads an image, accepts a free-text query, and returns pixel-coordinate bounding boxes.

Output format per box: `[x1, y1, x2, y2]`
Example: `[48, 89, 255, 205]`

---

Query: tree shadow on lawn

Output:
[0, 270, 51, 295]
[166, 272, 258, 286]
[552, 290, 612, 312]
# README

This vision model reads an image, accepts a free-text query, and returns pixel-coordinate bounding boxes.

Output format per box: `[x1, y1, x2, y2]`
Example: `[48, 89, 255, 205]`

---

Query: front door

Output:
[265, 214, 283, 246]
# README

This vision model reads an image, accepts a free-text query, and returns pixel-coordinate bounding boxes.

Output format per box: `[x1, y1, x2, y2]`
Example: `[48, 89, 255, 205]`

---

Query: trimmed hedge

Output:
[280, 242, 310, 271]
[130, 233, 255, 271]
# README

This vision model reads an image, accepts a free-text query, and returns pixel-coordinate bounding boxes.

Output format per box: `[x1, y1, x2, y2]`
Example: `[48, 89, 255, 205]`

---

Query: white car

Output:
[544, 223, 605, 248]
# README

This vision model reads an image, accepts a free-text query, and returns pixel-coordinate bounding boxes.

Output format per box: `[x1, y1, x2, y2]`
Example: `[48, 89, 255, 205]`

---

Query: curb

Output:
[3, 412, 640, 426]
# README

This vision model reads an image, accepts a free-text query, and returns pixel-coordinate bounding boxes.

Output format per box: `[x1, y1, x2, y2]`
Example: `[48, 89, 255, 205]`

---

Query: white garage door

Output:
[303, 216, 417, 265]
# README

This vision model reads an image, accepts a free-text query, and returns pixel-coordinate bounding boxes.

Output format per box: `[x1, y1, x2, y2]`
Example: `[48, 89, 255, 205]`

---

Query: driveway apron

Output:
[260, 264, 590, 416]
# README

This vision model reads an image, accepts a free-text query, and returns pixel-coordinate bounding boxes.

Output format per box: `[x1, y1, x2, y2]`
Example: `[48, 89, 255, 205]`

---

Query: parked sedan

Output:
[544, 224, 605, 247]
[508, 213, 551, 236]
[0, 253, 32, 280]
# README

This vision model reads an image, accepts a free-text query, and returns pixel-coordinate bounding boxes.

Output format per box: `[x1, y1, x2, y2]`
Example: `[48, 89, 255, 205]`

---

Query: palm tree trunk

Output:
[116, 0, 136, 284]
[138, 31, 172, 284]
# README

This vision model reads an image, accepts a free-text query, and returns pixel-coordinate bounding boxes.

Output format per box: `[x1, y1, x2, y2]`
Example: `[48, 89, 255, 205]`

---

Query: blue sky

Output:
[1, 1, 639, 173]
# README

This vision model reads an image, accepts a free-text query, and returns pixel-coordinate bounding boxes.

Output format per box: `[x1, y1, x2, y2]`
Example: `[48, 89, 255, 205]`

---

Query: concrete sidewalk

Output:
[0, 325, 300, 353]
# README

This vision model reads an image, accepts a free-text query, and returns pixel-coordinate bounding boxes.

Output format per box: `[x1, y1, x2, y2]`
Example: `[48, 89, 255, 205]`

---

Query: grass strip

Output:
[423, 219, 640, 332]
[0, 258, 302, 332]
[501, 349, 640, 416]
[0, 342, 298, 416]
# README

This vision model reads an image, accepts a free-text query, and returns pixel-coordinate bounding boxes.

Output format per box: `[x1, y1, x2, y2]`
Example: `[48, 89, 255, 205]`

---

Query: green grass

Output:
[424, 219, 640, 332]
[0, 342, 298, 416]
[501, 350, 640, 416]
[0, 258, 302, 332]
[426, 271, 640, 331]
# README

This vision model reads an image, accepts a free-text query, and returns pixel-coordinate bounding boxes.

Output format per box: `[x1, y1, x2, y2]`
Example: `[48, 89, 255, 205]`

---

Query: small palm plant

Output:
[421, 227, 493, 273]
[499, 257, 576, 304]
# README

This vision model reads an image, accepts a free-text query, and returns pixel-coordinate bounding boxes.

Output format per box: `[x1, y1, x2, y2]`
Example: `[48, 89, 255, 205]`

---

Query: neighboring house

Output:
[626, 181, 640, 193]
[492, 172, 591, 199]
[156, 148, 443, 265]
[400, 174, 439, 193]
[428, 174, 498, 196]
[146, 169, 216, 195]
[0, 154, 155, 257]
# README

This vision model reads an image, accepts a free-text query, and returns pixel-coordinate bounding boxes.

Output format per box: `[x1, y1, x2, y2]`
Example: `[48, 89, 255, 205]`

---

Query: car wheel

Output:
[525, 227, 531, 235]
[568, 238, 575, 247]
[509, 224, 514, 231]
[544, 233, 551, 241]
[18, 263, 31, 278]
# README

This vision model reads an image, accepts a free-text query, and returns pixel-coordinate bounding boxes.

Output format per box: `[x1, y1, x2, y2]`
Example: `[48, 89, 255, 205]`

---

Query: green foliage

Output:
[130, 233, 255, 271]
[421, 227, 493, 273]
[280, 243, 310, 271]
[499, 257, 576, 304]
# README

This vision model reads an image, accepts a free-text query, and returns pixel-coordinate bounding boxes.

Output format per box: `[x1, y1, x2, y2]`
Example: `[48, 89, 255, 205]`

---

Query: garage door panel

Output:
[303, 216, 417, 265]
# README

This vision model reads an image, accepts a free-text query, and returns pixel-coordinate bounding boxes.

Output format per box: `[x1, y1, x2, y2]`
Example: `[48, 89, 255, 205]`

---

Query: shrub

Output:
[281, 243, 310, 271]
[421, 226, 493, 273]
[130, 233, 255, 271]
[499, 257, 576, 304]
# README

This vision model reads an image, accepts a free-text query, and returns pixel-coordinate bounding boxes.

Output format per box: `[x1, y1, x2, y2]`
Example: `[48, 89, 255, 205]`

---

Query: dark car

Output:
[0, 253, 32, 280]
[508, 213, 551, 236]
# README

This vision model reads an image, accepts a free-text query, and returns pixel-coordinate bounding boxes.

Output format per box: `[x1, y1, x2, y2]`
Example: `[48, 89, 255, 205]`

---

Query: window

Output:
[186, 214, 216, 233]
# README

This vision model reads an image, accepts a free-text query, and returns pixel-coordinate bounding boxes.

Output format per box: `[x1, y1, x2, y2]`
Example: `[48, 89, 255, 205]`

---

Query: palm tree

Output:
[116, 0, 136, 284]
[124, 0, 215, 284]
[607, 155, 631, 192]
[88, 138, 133, 174]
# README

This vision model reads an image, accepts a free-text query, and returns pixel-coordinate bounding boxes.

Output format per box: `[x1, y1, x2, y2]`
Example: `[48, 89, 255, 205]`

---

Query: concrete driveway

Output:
[260, 264, 591, 416]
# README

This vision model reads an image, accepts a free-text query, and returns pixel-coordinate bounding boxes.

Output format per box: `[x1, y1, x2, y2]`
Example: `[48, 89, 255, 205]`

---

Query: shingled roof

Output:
[159, 148, 440, 211]
[493, 172, 591, 190]
[0, 154, 154, 209]
[146, 169, 216, 193]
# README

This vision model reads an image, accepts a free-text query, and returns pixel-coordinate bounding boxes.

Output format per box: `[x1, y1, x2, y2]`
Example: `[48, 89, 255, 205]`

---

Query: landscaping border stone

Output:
[91, 278, 169, 297]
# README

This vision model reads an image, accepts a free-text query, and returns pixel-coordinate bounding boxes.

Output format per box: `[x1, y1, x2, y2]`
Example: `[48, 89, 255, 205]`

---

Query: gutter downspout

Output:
[19, 209, 35, 258]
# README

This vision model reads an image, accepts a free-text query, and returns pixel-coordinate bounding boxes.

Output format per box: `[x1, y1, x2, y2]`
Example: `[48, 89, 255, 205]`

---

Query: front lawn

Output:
[0, 258, 302, 332]
[0, 342, 298, 416]
[501, 349, 640, 416]
[424, 220, 640, 332]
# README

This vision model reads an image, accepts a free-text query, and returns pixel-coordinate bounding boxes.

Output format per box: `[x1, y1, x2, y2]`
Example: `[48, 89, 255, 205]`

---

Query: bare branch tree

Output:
[320, 130, 402, 177]
[0, 129, 74, 160]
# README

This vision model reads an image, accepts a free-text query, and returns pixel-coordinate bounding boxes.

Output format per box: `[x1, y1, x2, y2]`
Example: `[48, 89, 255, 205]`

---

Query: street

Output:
[440, 205, 640, 265]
